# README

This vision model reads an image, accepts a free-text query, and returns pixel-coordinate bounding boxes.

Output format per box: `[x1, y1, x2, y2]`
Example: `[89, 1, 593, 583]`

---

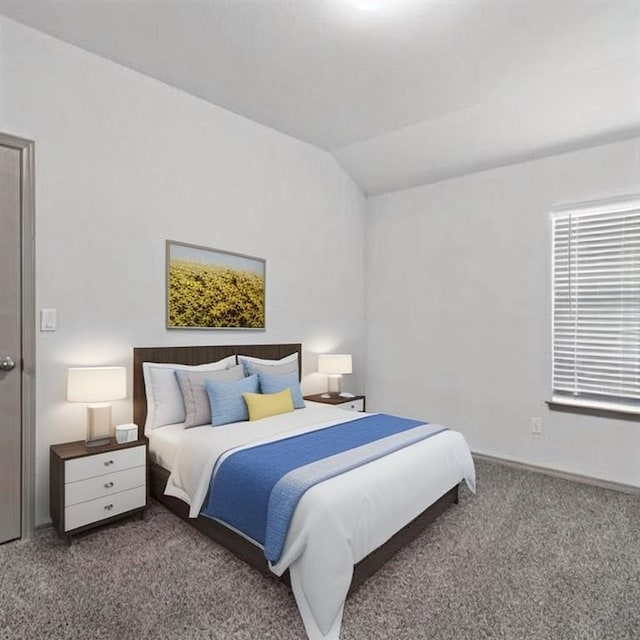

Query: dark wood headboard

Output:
[133, 343, 302, 439]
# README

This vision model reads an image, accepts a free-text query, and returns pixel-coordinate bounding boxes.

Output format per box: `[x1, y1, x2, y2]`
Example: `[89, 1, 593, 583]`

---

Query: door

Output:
[0, 142, 24, 543]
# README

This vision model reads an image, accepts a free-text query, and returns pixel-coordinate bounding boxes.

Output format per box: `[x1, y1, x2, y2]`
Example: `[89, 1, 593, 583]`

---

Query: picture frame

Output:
[166, 240, 266, 330]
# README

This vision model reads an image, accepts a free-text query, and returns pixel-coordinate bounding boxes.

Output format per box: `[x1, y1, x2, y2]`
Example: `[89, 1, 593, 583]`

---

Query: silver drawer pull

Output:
[103, 460, 114, 467]
[104, 481, 114, 489]
[104, 504, 114, 511]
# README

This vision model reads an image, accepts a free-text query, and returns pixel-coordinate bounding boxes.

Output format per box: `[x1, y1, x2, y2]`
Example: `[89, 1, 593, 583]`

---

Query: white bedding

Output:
[147, 422, 185, 470]
[150, 403, 476, 640]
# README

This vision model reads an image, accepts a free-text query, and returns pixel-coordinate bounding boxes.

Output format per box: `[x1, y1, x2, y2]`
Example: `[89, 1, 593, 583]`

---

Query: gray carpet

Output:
[1, 460, 638, 640]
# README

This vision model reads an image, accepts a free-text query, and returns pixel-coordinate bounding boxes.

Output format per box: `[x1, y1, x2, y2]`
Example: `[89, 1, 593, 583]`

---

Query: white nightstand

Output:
[304, 394, 366, 412]
[50, 438, 147, 540]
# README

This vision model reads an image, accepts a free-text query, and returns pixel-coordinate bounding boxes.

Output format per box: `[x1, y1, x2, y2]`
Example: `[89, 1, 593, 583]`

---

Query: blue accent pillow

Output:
[205, 374, 259, 426]
[257, 370, 305, 409]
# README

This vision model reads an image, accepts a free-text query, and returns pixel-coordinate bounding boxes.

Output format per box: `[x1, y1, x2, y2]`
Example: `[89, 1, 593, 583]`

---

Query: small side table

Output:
[50, 438, 147, 541]
[304, 394, 366, 412]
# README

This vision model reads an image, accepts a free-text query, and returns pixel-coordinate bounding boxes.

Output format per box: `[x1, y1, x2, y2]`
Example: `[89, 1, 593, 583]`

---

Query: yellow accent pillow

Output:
[243, 388, 295, 421]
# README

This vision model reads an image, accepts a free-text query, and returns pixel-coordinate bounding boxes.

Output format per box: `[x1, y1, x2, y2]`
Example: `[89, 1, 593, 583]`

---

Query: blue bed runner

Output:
[202, 414, 447, 563]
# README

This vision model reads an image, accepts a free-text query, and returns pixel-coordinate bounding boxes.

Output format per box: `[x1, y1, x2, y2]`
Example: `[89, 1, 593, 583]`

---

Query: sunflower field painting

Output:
[167, 241, 265, 329]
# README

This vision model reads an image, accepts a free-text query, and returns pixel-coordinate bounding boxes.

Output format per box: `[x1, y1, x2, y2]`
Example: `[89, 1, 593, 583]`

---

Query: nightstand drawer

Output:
[65, 466, 146, 507]
[64, 485, 146, 532]
[341, 398, 364, 412]
[65, 445, 145, 483]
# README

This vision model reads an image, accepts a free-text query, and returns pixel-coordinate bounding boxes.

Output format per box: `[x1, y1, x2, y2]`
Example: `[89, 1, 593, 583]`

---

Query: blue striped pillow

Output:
[257, 370, 305, 409]
[205, 374, 259, 426]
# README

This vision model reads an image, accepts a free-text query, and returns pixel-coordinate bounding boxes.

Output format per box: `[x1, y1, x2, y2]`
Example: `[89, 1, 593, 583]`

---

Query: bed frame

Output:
[133, 343, 459, 594]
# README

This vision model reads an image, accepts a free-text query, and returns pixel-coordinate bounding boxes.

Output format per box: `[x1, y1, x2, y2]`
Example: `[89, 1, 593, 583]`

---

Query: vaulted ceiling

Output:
[1, 0, 638, 194]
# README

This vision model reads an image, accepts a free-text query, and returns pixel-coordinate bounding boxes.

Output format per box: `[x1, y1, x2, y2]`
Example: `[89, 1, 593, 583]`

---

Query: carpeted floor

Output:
[0, 460, 638, 640]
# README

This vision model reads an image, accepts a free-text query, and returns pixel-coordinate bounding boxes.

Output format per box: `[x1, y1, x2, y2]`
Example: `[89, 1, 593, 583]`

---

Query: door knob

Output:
[0, 356, 16, 371]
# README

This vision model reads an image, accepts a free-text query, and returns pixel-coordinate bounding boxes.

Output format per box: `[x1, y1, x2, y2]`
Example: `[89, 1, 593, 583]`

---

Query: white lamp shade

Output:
[67, 367, 127, 402]
[318, 354, 352, 375]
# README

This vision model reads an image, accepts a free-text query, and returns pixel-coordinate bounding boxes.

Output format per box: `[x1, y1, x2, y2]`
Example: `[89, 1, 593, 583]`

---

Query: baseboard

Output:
[472, 451, 640, 495]
[32, 522, 54, 538]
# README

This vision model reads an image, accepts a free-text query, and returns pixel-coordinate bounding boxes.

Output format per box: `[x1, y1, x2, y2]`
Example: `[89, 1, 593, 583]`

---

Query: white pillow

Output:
[143, 355, 236, 433]
[237, 352, 298, 365]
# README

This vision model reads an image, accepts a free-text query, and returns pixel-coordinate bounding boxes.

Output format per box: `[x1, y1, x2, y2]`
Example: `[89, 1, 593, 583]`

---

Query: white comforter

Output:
[162, 403, 476, 640]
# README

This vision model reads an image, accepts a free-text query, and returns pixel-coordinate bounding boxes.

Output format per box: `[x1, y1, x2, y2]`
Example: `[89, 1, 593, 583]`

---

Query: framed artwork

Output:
[166, 240, 266, 330]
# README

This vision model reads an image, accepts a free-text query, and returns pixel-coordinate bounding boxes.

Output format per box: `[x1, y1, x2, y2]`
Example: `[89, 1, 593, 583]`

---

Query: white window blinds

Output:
[552, 196, 640, 414]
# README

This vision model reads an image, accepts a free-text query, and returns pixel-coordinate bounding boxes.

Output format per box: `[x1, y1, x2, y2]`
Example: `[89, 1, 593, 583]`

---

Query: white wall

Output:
[0, 17, 366, 526]
[366, 137, 640, 487]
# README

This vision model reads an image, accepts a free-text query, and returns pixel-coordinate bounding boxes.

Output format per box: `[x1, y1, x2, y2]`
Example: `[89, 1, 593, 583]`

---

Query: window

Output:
[551, 195, 640, 414]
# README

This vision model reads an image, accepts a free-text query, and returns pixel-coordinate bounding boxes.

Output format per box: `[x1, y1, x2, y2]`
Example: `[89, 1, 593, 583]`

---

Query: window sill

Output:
[546, 398, 640, 421]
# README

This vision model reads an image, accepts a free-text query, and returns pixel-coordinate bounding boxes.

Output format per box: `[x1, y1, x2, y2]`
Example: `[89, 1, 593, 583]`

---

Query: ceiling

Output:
[1, 0, 638, 195]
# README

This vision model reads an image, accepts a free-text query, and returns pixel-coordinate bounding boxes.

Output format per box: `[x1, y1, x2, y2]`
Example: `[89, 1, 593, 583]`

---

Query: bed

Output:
[133, 343, 475, 640]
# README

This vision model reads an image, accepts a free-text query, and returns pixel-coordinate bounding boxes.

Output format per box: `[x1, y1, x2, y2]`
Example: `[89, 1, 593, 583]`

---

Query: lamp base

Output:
[85, 437, 111, 448]
[327, 375, 342, 396]
[86, 403, 112, 447]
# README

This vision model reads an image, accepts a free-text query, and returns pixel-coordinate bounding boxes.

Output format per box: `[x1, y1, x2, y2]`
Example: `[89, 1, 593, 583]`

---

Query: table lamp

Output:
[318, 354, 352, 397]
[67, 366, 127, 447]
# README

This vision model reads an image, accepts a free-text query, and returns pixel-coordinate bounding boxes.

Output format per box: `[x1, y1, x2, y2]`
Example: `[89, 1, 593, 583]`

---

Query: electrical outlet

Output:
[530, 417, 542, 435]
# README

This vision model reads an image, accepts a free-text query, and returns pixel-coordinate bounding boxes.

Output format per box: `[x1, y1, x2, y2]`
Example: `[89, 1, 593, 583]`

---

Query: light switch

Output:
[41, 308, 57, 331]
